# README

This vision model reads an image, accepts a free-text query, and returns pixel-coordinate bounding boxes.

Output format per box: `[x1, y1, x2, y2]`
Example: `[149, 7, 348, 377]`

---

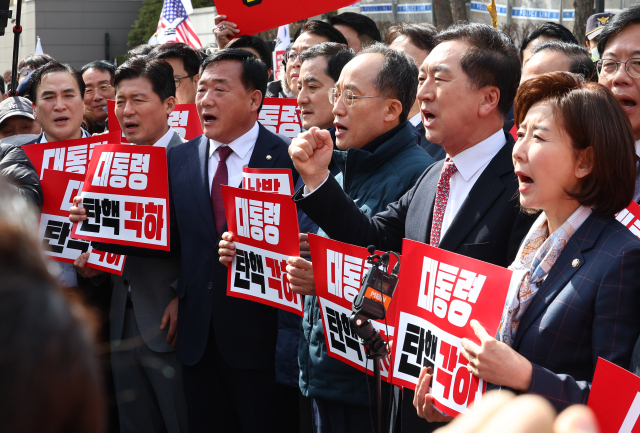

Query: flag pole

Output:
[9, 0, 22, 96]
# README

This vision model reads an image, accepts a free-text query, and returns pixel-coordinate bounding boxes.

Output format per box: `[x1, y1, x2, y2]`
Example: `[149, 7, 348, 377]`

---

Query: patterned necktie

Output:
[430, 158, 458, 247]
[211, 146, 233, 236]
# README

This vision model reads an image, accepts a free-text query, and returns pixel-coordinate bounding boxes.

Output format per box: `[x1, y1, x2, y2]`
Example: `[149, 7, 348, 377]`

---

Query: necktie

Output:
[430, 158, 458, 247]
[211, 146, 233, 236]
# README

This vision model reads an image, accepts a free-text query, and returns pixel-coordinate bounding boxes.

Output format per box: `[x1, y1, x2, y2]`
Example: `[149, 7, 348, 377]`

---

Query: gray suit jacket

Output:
[110, 131, 185, 353]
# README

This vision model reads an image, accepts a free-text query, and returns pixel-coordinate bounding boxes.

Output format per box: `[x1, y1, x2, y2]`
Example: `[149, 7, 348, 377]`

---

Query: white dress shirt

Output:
[439, 129, 506, 238]
[635, 140, 640, 158]
[409, 112, 422, 128]
[152, 127, 175, 148]
[208, 122, 259, 193]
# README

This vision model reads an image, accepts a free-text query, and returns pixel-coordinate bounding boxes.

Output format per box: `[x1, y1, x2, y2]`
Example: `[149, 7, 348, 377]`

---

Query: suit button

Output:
[207, 282, 213, 289]
[123, 279, 129, 285]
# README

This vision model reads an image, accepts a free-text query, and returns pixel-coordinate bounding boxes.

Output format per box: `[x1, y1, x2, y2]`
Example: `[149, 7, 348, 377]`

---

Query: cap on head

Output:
[586, 12, 615, 40]
[0, 97, 35, 126]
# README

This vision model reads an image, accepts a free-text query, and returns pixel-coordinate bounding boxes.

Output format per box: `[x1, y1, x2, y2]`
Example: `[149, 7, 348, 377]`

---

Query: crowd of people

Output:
[1, 6, 640, 433]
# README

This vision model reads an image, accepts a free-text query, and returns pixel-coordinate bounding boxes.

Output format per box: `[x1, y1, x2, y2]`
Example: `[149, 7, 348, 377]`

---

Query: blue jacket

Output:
[298, 121, 435, 405]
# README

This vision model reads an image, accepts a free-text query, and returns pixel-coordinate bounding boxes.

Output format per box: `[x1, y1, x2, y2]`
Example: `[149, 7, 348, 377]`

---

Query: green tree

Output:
[128, 0, 213, 48]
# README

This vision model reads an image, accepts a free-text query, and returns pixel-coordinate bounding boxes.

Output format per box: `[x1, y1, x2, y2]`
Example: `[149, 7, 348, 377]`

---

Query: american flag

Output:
[154, 0, 202, 49]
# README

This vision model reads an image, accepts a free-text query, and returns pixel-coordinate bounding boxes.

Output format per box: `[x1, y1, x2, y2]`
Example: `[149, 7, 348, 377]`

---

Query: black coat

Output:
[0, 141, 42, 211]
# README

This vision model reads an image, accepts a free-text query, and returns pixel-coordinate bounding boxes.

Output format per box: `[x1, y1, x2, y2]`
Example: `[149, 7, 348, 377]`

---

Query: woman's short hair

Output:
[515, 71, 636, 216]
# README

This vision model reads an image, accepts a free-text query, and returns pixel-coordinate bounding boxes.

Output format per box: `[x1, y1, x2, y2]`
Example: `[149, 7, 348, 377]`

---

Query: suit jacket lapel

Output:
[438, 138, 512, 252]
[511, 213, 605, 350]
[188, 135, 218, 239]
[247, 124, 280, 170]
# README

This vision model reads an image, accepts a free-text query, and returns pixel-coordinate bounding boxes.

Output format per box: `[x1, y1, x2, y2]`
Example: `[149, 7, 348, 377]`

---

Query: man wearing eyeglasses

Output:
[597, 5, 640, 201]
[80, 60, 116, 133]
[149, 42, 201, 105]
[221, 44, 434, 433]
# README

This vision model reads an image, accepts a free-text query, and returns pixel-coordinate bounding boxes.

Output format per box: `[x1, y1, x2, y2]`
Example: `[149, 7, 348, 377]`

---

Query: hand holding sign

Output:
[288, 127, 334, 192]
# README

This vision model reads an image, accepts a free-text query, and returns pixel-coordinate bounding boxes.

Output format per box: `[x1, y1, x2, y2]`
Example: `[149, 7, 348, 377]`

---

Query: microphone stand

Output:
[9, 0, 22, 97]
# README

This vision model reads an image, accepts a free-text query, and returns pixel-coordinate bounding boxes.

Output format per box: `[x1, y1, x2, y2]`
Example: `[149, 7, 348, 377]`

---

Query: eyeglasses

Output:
[597, 58, 640, 79]
[286, 52, 300, 63]
[85, 83, 113, 96]
[328, 88, 389, 107]
[174, 75, 194, 88]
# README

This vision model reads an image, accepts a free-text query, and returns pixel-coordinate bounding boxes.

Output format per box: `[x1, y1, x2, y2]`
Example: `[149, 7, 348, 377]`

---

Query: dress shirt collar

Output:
[449, 129, 506, 182]
[40, 128, 90, 143]
[409, 112, 422, 127]
[151, 127, 174, 148]
[209, 121, 259, 160]
[635, 140, 640, 158]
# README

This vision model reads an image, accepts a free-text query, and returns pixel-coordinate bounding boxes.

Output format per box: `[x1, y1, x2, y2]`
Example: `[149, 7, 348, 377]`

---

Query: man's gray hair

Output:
[358, 43, 419, 123]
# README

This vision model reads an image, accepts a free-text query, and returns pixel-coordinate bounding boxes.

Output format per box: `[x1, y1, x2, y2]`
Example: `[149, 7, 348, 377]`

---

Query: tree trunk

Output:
[434, 0, 454, 27]
[451, 0, 468, 23]
[573, 0, 593, 44]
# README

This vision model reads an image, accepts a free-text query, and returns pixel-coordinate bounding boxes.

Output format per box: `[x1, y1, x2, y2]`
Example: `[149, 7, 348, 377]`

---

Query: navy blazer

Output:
[511, 212, 640, 411]
[168, 124, 299, 367]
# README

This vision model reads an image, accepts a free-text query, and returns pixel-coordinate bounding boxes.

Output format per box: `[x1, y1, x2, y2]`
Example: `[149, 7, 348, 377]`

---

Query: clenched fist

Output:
[288, 127, 333, 192]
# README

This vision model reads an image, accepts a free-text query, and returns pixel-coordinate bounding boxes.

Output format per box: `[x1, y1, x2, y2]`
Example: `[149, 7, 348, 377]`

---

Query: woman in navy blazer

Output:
[414, 72, 640, 418]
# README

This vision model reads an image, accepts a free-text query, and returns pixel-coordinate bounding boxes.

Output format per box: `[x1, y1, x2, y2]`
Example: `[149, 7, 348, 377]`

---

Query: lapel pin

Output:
[266, 155, 272, 160]
[572, 259, 580, 268]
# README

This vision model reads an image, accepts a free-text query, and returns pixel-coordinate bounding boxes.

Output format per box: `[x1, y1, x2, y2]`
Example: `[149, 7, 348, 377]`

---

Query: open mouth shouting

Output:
[53, 116, 70, 126]
[516, 170, 534, 192]
[202, 113, 218, 126]
[421, 108, 436, 127]
[334, 121, 348, 137]
[124, 121, 139, 133]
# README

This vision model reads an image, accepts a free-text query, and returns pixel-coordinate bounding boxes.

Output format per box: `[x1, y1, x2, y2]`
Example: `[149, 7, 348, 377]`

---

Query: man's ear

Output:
[384, 99, 403, 123]
[478, 86, 500, 118]
[192, 74, 200, 88]
[32, 103, 37, 119]
[250, 90, 262, 112]
[165, 96, 176, 115]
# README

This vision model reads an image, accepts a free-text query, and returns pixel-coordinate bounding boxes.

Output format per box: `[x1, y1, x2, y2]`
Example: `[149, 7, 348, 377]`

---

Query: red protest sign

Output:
[308, 234, 399, 381]
[22, 132, 121, 180]
[616, 201, 640, 240]
[71, 144, 170, 251]
[259, 98, 302, 139]
[216, 0, 357, 38]
[390, 239, 513, 417]
[222, 185, 303, 316]
[39, 169, 125, 274]
[107, 100, 203, 143]
[242, 167, 294, 195]
[588, 358, 640, 432]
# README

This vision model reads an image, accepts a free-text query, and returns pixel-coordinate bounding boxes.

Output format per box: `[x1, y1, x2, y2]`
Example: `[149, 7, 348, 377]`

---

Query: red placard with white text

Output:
[39, 169, 125, 274]
[259, 98, 302, 139]
[22, 131, 121, 180]
[71, 144, 170, 250]
[616, 201, 640, 240]
[588, 358, 640, 433]
[391, 239, 514, 417]
[242, 167, 294, 195]
[308, 234, 400, 381]
[107, 100, 203, 143]
[216, 0, 357, 38]
[222, 185, 303, 316]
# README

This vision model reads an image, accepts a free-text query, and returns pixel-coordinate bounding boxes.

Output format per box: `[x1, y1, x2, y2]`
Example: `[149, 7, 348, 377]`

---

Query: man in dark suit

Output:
[75, 56, 188, 433]
[288, 23, 536, 432]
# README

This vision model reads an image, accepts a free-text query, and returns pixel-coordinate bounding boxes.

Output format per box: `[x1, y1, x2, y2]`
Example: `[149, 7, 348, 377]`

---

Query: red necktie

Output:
[211, 146, 233, 236]
[430, 158, 457, 247]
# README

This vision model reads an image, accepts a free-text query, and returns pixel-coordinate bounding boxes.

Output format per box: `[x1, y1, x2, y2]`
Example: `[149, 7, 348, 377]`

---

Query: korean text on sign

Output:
[258, 98, 302, 139]
[242, 167, 294, 195]
[615, 201, 640, 240]
[308, 234, 399, 380]
[391, 239, 513, 417]
[588, 358, 640, 433]
[71, 144, 170, 251]
[22, 131, 121, 180]
[222, 185, 303, 316]
[39, 169, 125, 274]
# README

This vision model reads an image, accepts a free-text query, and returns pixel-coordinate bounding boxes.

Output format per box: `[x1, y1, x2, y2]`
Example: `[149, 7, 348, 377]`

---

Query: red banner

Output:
[308, 234, 399, 381]
[222, 185, 303, 316]
[216, 0, 357, 38]
[588, 358, 640, 432]
[39, 169, 125, 274]
[71, 144, 171, 251]
[242, 167, 294, 195]
[258, 98, 302, 139]
[107, 100, 204, 143]
[616, 201, 640, 240]
[390, 239, 514, 417]
[22, 132, 121, 180]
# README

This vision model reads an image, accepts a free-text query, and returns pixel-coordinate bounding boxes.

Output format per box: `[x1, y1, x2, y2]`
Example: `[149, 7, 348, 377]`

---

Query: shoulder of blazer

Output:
[486, 131, 517, 180]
